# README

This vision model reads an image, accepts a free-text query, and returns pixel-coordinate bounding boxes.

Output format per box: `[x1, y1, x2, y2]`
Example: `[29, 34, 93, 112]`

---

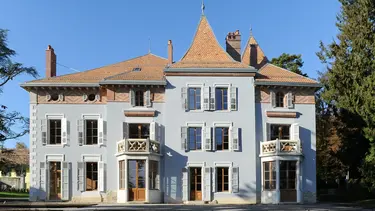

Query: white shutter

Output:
[291, 123, 300, 140]
[287, 92, 294, 108]
[156, 123, 162, 142]
[77, 162, 85, 191]
[83, 94, 88, 101]
[61, 118, 68, 145]
[270, 90, 276, 108]
[181, 87, 188, 111]
[61, 162, 70, 200]
[98, 118, 104, 146]
[182, 168, 188, 201]
[98, 162, 105, 192]
[181, 127, 188, 151]
[204, 127, 211, 151]
[39, 162, 48, 200]
[212, 127, 216, 151]
[130, 89, 135, 107]
[145, 90, 151, 107]
[212, 167, 216, 193]
[203, 86, 210, 111]
[58, 94, 64, 101]
[266, 123, 270, 141]
[41, 119, 48, 145]
[95, 94, 100, 102]
[123, 122, 128, 139]
[77, 119, 84, 146]
[230, 86, 237, 111]
[204, 167, 211, 201]
[210, 87, 216, 110]
[232, 167, 239, 193]
[232, 127, 239, 151]
[150, 122, 156, 140]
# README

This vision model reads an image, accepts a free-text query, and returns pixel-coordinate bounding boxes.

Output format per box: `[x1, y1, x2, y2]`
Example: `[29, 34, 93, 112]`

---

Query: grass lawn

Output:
[0, 192, 29, 198]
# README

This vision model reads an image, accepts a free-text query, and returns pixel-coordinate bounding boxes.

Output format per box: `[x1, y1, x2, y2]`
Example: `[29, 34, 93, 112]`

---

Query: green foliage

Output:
[0, 29, 38, 143]
[317, 0, 375, 189]
[270, 53, 308, 77]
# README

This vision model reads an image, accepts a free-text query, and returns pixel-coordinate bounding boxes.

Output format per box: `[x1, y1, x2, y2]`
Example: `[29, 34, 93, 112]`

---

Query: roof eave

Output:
[20, 83, 100, 88]
[99, 80, 166, 86]
[165, 67, 257, 73]
[254, 81, 323, 89]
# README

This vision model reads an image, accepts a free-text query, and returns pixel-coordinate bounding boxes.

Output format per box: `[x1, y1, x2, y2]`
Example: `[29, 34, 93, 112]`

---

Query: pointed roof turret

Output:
[171, 15, 249, 68]
[241, 33, 268, 69]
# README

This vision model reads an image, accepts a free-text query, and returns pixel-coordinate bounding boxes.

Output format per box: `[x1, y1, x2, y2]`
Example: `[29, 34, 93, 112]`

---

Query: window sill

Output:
[44, 144, 64, 147]
[186, 110, 204, 113]
[215, 191, 231, 194]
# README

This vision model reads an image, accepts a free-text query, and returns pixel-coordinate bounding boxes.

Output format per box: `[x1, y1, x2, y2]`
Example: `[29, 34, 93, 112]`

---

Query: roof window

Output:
[132, 67, 141, 72]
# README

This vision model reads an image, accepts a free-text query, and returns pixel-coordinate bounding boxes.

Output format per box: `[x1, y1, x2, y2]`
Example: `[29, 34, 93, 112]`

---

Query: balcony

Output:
[117, 138, 161, 155]
[260, 139, 302, 157]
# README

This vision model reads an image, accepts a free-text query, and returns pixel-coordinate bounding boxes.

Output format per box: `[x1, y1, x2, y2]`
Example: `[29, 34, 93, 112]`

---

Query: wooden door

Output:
[49, 162, 61, 200]
[189, 167, 202, 201]
[280, 161, 297, 202]
[128, 160, 146, 201]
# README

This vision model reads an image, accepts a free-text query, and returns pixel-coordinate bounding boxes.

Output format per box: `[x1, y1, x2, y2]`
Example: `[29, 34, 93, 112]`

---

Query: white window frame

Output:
[186, 83, 204, 112]
[212, 122, 232, 151]
[213, 162, 233, 193]
[45, 114, 65, 147]
[213, 83, 231, 112]
[81, 154, 102, 193]
[81, 114, 101, 146]
[186, 122, 205, 152]
[266, 121, 294, 141]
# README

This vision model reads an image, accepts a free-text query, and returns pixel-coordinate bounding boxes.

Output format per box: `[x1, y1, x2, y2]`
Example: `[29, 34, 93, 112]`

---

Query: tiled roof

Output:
[256, 63, 318, 84]
[24, 54, 167, 84]
[241, 35, 268, 68]
[171, 15, 249, 69]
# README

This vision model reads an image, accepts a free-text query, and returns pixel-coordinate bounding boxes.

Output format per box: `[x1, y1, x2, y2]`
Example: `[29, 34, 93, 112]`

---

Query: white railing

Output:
[117, 138, 160, 154]
[260, 139, 301, 156]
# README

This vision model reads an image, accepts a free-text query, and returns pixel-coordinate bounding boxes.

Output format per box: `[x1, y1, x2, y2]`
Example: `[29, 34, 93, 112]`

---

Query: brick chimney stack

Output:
[45, 45, 56, 78]
[225, 30, 241, 62]
[168, 40, 173, 65]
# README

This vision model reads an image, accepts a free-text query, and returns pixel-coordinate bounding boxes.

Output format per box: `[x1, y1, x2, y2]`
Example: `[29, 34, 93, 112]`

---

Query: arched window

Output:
[276, 92, 284, 108]
[135, 90, 144, 106]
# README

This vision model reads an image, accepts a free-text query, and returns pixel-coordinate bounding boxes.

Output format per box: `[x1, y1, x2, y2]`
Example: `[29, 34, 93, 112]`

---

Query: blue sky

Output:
[0, 0, 340, 148]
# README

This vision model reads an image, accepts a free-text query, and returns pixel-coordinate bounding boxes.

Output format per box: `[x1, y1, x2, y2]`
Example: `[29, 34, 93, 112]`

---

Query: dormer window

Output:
[276, 92, 284, 108]
[132, 67, 141, 72]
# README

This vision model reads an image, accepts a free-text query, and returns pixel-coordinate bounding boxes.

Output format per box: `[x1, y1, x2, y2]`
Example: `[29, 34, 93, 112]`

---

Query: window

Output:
[129, 124, 150, 139]
[49, 119, 61, 145]
[263, 161, 276, 190]
[188, 88, 201, 110]
[149, 161, 159, 190]
[270, 124, 290, 140]
[119, 160, 125, 189]
[135, 90, 144, 106]
[280, 161, 296, 190]
[86, 162, 98, 191]
[132, 67, 141, 72]
[215, 88, 228, 110]
[188, 127, 202, 150]
[276, 92, 285, 108]
[51, 94, 59, 101]
[215, 127, 229, 150]
[216, 167, 229, 192]
[88, 94, 96, 101]
[85, 120, 98, 145]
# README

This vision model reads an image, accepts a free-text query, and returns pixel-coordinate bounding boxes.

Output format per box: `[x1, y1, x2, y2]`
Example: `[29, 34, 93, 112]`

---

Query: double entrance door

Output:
[280, 161, 297, 202]
[49, 162, 61, 200]
[128, 160, 146, 201]
[189, 167, 202, 201]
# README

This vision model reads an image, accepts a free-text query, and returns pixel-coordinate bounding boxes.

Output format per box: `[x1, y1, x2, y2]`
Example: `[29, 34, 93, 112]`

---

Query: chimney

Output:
[168, 40, 173, 65]
[225, 30, 241, 62]
[250, 44, 258, 68]
[45, 45, 56, 78]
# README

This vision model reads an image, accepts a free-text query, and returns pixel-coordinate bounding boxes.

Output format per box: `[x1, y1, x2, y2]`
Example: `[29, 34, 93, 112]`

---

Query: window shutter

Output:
[61, 162, 70, 200]
[123, 122, 128, 139]
[287, 92, 294, 108]
[83, 94, 88, 102]
[181, 126, 188, 151]
[232, 127, 239, 151]
[230, 86, 237, 111]
[98, 162, 105, 192]
[77, 162, 85, 191]
[182, 168, 188, 201]
[181, 87, 188, 111]
[204, 127, 211, 151]
[39, 162, 48, 200]
[61, 118, 68, 145]
[232, 167, 239, 193]
[41, 119, 48, 145]
[270, 90, 276, 108]
[203, 86, 210, 111]
[95, 94, 100, 102]
[210, 87, 216, 110]
[77, 119, 84, 146]
[98, 118, 104, 146]
[130, 89, 135, 107]
[291, 123, 300, 140]
[155, 173, 160, 190]
[266, 123, 270, 141]
[156, 123, 161, 142]
[145, 90, 151, 107]
[150, 122, 156, 140]
[212, 167, 216, 193]
[204, 167, 211, 201]
[58, 94, 64, 101]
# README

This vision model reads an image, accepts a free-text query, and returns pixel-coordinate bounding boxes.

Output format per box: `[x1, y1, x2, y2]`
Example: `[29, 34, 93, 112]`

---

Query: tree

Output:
[0, 29, 38, 144]
[270, 53, 308, 77]
[317, 0, 375, 189]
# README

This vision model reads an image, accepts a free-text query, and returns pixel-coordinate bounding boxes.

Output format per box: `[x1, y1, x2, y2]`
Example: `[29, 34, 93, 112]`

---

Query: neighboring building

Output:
[21, 13, 320, 204]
